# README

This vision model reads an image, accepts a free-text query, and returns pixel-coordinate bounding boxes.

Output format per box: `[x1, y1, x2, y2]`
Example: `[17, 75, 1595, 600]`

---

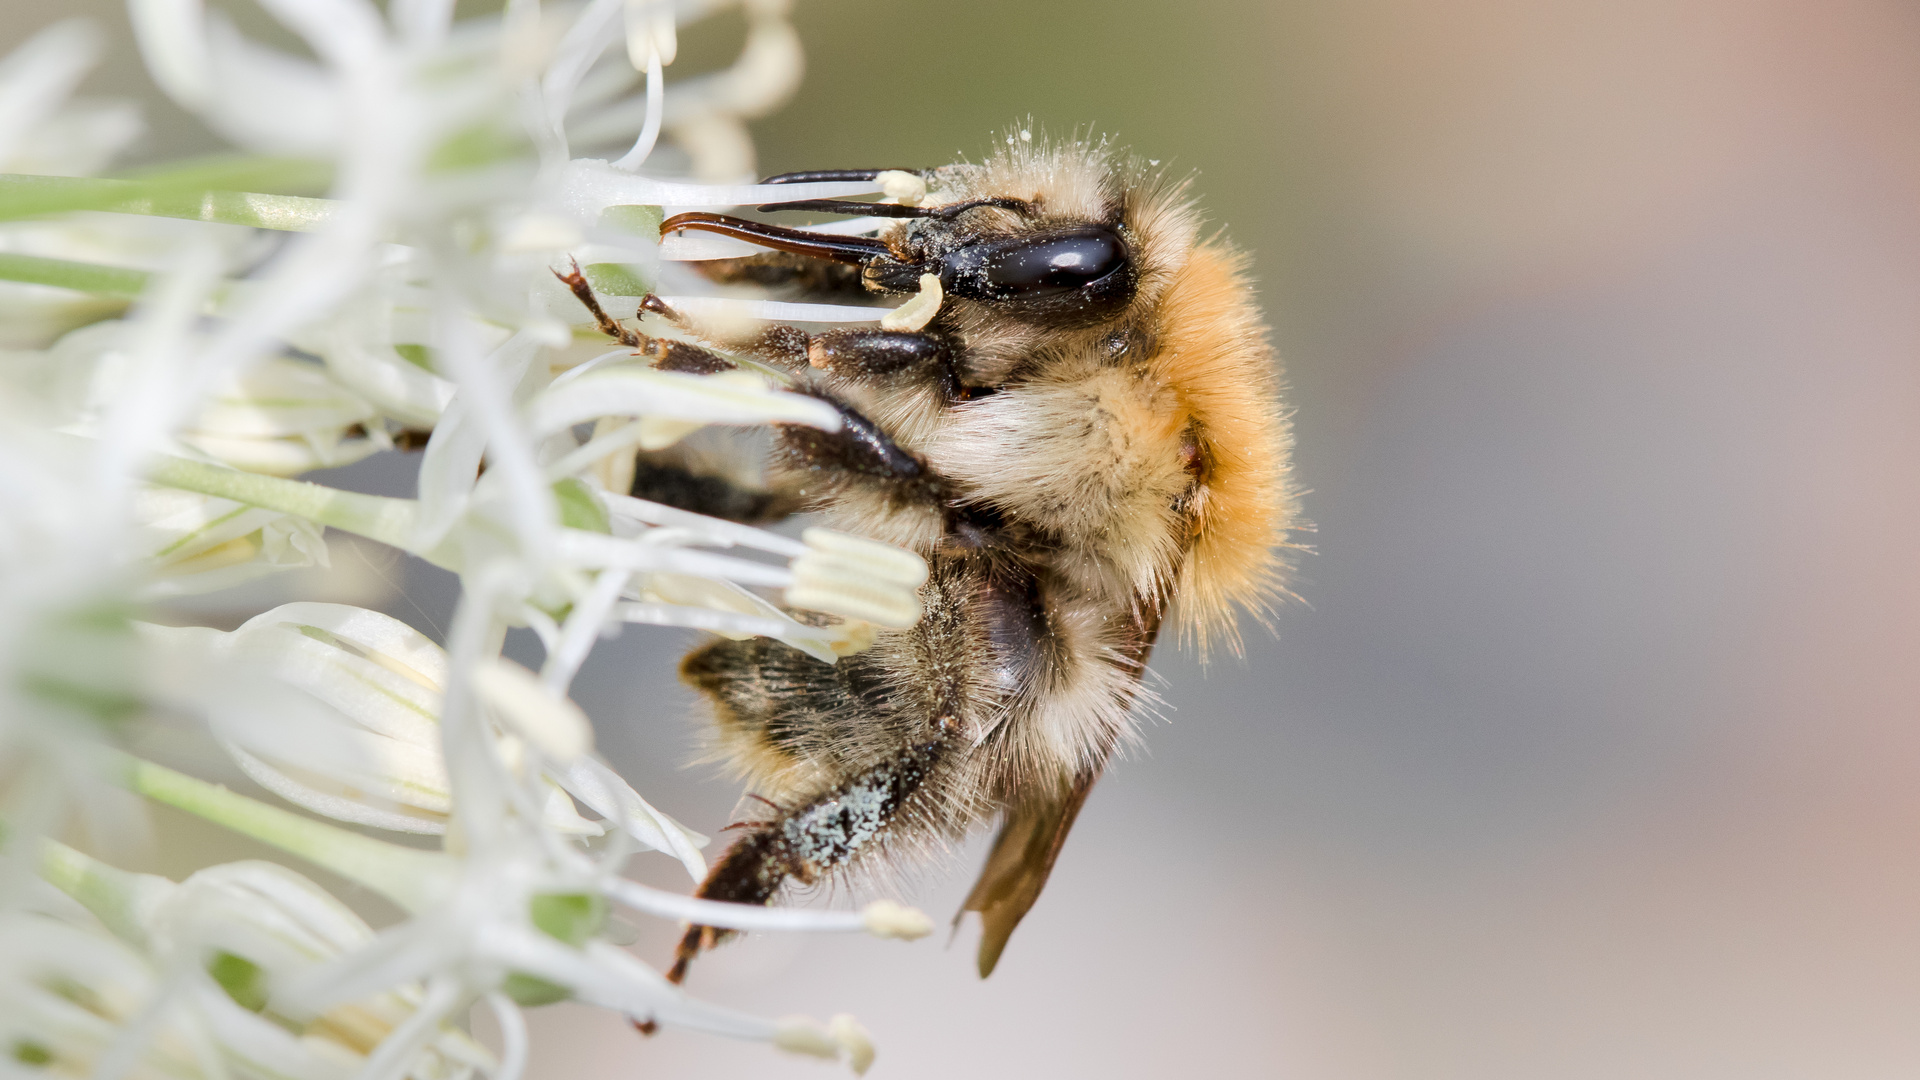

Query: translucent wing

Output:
[958, 767, 1100, 977]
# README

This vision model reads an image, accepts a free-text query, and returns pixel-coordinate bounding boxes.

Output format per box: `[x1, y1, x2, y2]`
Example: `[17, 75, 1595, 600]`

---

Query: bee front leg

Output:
[639, 295, 964, 398]
[805, 328, 966, 401]
[667, 738, 948, 983]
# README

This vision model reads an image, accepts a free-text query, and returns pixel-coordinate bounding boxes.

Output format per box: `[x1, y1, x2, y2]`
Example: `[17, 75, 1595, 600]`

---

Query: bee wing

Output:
[959, 768, 1101, 977]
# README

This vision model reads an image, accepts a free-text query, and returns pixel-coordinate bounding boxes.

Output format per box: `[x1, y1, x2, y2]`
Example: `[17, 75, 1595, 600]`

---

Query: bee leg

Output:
[804, 328, 964, 399]
[667, 738, 947, 983]
[775, 394, 949, 513]
[629, 455, 796, 523]
[758, 168, 921, 184]
[691, 252, 868, 299]
[637, 293, 815, 372]
[554, 260, 643, 347]
[557, 264, 748, 375]
[638, 295, 966, 401]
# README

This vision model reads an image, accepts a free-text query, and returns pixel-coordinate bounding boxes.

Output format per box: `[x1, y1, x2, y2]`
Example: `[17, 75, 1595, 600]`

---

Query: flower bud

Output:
[131, 483, 329, 596]
[182, 603, 602, 837]
[175, 355, 388, 477]
[145, 861, 485, 1077]
[0, 911, 204, 1080]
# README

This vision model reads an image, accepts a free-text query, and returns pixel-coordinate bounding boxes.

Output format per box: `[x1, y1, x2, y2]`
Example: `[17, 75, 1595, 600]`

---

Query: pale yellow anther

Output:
[787, 529, 928, 628]
[773, 1017, 839, 1060]
[474, 660, 593, 762]
[860, 899, 933, 940]
[624, 0, 677, 68]
[875, 169, 926, 206]
[880, 273, 943, 333]
[800, 528, 930, 586]
[827, 620, 878, 657]
[829, 1014, 876, 1076]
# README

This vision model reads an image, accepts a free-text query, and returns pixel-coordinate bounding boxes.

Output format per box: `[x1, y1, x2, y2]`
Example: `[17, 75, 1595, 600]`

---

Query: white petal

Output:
[472, 659, 593, 762]
[555, 757, 707, 879]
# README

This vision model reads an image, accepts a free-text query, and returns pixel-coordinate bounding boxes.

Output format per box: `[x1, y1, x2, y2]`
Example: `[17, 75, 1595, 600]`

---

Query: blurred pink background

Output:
[11, 0, 1920, 1075]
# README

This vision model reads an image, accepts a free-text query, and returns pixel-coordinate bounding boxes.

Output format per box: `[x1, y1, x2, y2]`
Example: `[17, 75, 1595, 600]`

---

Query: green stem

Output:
[1, 163, 337, 231]
[145, 454, 428, 557]
[0, 253, 149, 297]
[124, 756, 449, 913]
[38, 838, 167, 946]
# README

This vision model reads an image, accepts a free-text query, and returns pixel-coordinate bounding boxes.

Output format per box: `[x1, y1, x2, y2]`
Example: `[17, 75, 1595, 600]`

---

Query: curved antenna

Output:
[759, 168, 922, 185]
[754, 197, 1038, 220]
[658, 212, 894, 265]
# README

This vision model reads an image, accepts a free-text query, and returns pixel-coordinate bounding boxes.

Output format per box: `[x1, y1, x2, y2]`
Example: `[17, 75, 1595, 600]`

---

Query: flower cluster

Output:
[0, 1, 931, 1076]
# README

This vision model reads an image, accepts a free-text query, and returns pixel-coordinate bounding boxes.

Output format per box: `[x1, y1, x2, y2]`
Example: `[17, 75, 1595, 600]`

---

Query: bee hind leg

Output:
[667, 738, 947, 983]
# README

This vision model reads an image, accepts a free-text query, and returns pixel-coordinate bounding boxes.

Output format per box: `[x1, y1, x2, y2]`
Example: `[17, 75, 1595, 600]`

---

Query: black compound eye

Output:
[938, 226, 1136, 320]
[981, 228, 1126, 296]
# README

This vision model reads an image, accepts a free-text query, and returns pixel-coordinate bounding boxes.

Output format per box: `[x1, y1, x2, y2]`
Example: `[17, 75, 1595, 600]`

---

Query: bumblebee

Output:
[562, 132, 1295, 980]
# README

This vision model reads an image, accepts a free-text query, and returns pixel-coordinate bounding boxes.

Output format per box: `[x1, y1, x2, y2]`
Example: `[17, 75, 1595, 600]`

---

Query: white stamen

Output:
[601, 877, 931, 936]
[499, 213, 587, 253]
[786, 528, 927, 628]
[473, 660, 594, 763]
[127, 0, 213, 110]
[611, 44, 664, 171]
[529, 367, 843, 439]
[653, 296, 893, 325]
[559, 158, 881, 217]
[484, 993, 530, 1080]
[0, 19, 104, 164]
[602, 492, 809, 557]
[800, 527, 931, 586]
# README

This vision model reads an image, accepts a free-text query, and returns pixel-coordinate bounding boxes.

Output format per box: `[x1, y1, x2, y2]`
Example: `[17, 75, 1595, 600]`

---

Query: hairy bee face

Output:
[575, 132, 1294, 984]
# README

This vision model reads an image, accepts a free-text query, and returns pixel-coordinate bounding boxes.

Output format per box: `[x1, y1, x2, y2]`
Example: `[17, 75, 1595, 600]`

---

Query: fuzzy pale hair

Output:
[1152, 240, 1297, 657]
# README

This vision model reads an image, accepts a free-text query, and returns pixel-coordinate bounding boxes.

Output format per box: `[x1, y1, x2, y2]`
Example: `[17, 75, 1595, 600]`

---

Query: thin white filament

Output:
[612, 601, 790, 639]
[651, 296, 893, 324]
[602, 491, 808, 556]
[390, 0, 455, 49]
[542, 419, 647, 481]
[484, 993, 529, 1080]
[541, 568, 632, 693]
[357, 974, 465, 1080]
[600, 877, 871, 933]
[556, 530, 793, 586]
[540, 0, 625, 158]
[611, 45, 663, 171]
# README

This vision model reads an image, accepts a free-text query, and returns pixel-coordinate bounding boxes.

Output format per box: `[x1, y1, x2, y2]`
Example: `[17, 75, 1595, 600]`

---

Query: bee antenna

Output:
[657, 211, 893, 264]
[755, 197, 1037, 220]
[758, 168, 923, 185]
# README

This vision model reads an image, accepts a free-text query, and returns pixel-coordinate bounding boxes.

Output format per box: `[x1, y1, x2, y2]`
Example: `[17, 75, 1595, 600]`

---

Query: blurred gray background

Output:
[12, 0, 1920, 1076]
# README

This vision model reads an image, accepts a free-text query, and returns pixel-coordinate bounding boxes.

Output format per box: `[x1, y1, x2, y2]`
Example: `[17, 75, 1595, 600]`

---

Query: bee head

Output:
[863, 217, 1137, 328]
[660, 137, 1179, 332]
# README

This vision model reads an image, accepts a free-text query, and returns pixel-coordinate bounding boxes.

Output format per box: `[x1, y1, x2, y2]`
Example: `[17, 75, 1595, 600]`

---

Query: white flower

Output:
[131, 484, 330, 597]
[0, 910, 210, 1080]
[1, 0, 937, 1073]
[32, 842, 487, 1080]
[138, 602, 710, 875]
